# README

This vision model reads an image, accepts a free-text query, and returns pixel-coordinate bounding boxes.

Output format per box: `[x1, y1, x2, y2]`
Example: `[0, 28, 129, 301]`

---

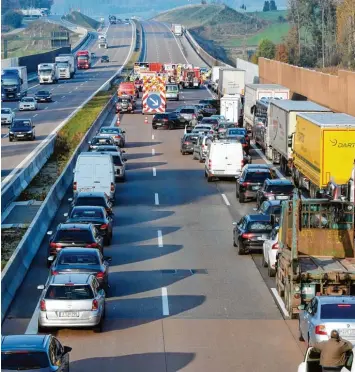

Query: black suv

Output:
[256, 178, 294, 208]
[152, 112, 187, 130]
[236, 165, 277, 203]
[9, 119, 35, 142]
[47, 223, 104, 266]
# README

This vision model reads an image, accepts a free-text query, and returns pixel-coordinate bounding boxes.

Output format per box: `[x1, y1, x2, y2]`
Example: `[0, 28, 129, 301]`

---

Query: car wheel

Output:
[298, 321, 305, 341]
[261, 253, 267, 268]
[9, 137, 13, 142]
[238, 240, 246, 255]
[239, 193, 245, 203]
[104, 235, 111, 246]
[233, 234, 237, 247]
[207, 176, 213, 182]
[31, 134, 35, 141]
[93, 317, 103, 333]
[268, 263, 276, 277]
[192, 152, 197, 160]
[153, 126, 157, 130]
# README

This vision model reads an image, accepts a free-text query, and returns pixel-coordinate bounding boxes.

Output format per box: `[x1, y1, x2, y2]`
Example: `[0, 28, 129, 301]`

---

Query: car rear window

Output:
[92, 137, 113, 145]
[112, 155, 123, 166]
[245, 171, 271, 182]
[321, 304, 355, 320]
[100, 128, 119, 134]
[76, 197, 106, 207]
[180, 109, 194, 114]
[154, 114, 168, 119]
[185, 135, 199, 143]
[59, 253, 99, 265]
[270, 206, 282, 215]
[265, 184, 293, 193]
[2, 351, 50, 369]
[54, 229, 93, 242]
[45, 285, 94, 300]
[247, 221, 273, 231]
[166, 85, 178, 92]
[71, 209, 103, 219]
[202, 119, 218, 124]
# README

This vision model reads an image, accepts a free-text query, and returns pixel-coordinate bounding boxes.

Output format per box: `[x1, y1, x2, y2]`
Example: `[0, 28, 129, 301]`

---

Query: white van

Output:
[166, 84, 179, 101]
[73, 152, 116, 200]
[204, 140, 244, 182]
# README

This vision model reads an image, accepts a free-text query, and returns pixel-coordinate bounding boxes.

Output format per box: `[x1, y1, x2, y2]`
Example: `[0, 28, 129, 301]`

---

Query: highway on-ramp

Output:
[1, 22, 134, 181]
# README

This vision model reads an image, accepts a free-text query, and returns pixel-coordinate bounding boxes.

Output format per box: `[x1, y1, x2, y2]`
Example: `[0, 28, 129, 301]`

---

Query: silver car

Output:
[192, 134, 213, 162]
[19, 97, 38, 111]
[1, 108, 15, 124]
[97, 126, 126, 147]
[94, 150, 127, 181]
[299, 296, 355, 346]
[37, 273, 106, 332]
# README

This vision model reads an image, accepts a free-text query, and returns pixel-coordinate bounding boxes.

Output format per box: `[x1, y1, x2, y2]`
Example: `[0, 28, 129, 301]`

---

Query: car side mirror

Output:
[104, 256, 112, 262]
[308, 307, 313, 314]
[47, 231, 53, 235]
[63, 346, 72, 354]
[298, 304, 305, 311]
[63, 213, 68, 217]
[37, 285, 45, 290]
[232, 222, 238, 226]
[122, 130, 126, 133]
[68, 198, 73, 202]
[123, 158, 127, 162]
[33, 125, 36, 128]
[47, 256, 55, 263]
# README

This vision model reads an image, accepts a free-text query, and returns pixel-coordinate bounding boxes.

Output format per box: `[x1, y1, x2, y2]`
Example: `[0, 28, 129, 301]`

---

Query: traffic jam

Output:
[2, 53, 355, 370]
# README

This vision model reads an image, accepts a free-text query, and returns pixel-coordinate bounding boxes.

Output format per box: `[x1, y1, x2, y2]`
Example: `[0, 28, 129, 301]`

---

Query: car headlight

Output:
[268, 195, 275, 200]
[17, 93, 21, 96]
[9, 131, 13, 134]
[1, 94, 5, 97]
[27, 130, 33, 133]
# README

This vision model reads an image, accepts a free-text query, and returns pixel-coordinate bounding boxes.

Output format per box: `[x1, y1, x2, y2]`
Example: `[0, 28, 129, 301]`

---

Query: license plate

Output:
[58, 311, 79, 317]
[99, 139, 107, 143]
[79, 187, 92, 192]
[252, 186, 259, 190]
[277, 196, 289, 200]
[16, 134, 24, 137]
[339, 329, 355, 336]
[214, 171, 224, 175]
[262, 234, 268, 239]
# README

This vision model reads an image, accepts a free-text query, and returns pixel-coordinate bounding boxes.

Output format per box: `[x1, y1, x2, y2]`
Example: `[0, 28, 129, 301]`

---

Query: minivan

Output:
[73, 153, 116, 200]
[204, 140, 245, 182]
[166, 84, 179, 101]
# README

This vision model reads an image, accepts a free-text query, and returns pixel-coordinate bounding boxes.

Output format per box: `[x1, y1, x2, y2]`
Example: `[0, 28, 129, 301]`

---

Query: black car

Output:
[34, 90, 52, 102]
[65, 206, 113, 245]
[236, 165, 276, 203]
[101, 55, 110, 63]
[49, 248, 111, 291]
[152, 112, 187, 130]
[256, 178, 294, 208]
[256, 200, 282, 218]
[180, 133, 199, 155]
[70, 192, 114, 216]
[47, 223, 104, 266]
[9, 119, 35, 142]
[233, 214, 274, 255]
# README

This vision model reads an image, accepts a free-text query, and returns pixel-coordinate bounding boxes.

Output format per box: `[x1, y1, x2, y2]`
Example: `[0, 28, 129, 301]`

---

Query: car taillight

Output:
[92, 299, 99, 310]
[73, 182, 77, 191]
[192, 114, 196, 118]
[96, 271, 105, 279]
[184, 141, 191, 145]
[50, 242, 62, 249]
[242, 233, 253, 239]
[86, 243, 99, 248]
[100, 224, 108, 230]
[315, 325, 327, 335]
[110, 182, 114, 192]
[115, 135, 121, 138]
[40, 300, 46, 311]
[242, 182, 250, 187]
[272, 242, 279, 250]
[163, 119, 168, 122]
[241, 160, 245, 167]
[208, 159, 212, 169]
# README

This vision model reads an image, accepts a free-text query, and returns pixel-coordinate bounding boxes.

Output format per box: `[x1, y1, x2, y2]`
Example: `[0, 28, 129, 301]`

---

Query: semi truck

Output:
[109, 15, 117, 24]
[1, 67, 28, 101]
[38, 63, 59, 84]
[243, 84, 290, 133]
[172, 24, 183, 36]
[210, 66, 221, 92]
[76, 50, 91, 69]
[218, 68, 245, 98]
[55, 55, 75, 78]
[275, 189, 355, 319]
[220, 94, 242, 123]
[267, 100, 332, 174]
[290, 112, 355, 198]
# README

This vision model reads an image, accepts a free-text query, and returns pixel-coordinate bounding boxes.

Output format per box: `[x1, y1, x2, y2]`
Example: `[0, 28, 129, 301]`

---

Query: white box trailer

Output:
[268, 100, 332, 174]
[218, 68, 245, 97]
[172, 24, 183, 36]
[243, 84, 290, 131]
[220, 94, 242, 123]
[210, 66, 221, 91]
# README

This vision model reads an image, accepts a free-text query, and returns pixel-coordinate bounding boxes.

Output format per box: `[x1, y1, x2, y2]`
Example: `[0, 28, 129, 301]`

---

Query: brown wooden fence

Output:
[258, 58, 355, 116]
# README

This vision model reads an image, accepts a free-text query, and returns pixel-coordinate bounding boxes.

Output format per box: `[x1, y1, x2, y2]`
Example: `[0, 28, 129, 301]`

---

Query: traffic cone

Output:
[144, 116, 148, 124]
[116, 115, 120, 126]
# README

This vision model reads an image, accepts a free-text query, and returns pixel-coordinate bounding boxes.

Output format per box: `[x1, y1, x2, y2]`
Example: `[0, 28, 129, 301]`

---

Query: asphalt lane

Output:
[1, 22, 134, 180]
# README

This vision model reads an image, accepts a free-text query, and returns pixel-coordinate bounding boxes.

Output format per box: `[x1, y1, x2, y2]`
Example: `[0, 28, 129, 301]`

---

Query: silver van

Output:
[166, 84, 179, 101]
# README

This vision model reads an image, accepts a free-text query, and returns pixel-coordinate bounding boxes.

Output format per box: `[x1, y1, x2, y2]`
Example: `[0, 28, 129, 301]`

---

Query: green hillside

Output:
[63, 11, 100, 30]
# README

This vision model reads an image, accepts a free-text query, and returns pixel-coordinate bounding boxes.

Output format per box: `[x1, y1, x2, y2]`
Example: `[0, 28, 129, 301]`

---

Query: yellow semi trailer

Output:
[290, 112, 355, 198]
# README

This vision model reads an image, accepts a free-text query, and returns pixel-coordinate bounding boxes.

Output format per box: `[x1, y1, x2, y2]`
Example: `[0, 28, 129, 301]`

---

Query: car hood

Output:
[10, 127, 32, 132]
[1, 114, 11, 118]
[20, 101, 35, 105]
[36, 94, 50, 98]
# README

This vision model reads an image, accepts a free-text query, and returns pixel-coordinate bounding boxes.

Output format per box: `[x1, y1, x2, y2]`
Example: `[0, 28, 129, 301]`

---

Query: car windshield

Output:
[1, 109, 11, 114]
[321, 304, 355, 320]
[45, 285, 94, 300]
[54, 229, 92, 242]
[100, 128, 120, 134]
[102, 56, 108, 59]
[180, 109, 194, 114]
[76, 197, 106, 207]
[56, 62, 68, 68]
[78, 56, 88, 60]
[91, 137, 113, 145]
[270, 206, 282, 215]
[22, 98, 34, 102]
[167, 85, 178, 92]
[37, 91, 48, 95]
[247, 221, 273, 231]
[154, 114, 168, 119]
[2, 351, 50, 369]
[71, 209, 103, 219]
[12, 120, 31, 127]
[184, 135, 199, 143]
[245, 171, 271, 182]
[59, 253, 99, 265]
[111, 155, 123, 166]
[265, 184, 293, 193]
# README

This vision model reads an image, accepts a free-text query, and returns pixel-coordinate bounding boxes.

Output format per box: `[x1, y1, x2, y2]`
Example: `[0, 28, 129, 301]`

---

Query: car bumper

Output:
[207, 169, 241, 178]
[181, 145, 194, 152]
[243, 241, 264, 249]
[241, 190, 258, 198]
[10, 133, 33, 140]
[166, 94, 178, 100]
[38, 312, 102, 328]
[1, 118, 12, 124]
[19, 106, 36, 110]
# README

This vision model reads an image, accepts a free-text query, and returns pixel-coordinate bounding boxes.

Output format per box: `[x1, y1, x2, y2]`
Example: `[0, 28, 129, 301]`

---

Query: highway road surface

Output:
[1, 22, 134, 181]
[1, 20, 305, 371]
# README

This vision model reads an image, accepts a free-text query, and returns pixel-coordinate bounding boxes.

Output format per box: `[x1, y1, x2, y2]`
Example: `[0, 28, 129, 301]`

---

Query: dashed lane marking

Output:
[152, 148, 155, 156]
[152, 167, 156, 176]
[152, 134, 155, 140]
[155, 193, 159, 205]
[221, 193, 231, 206]
[33, 114, 38, 117]
[162, 287, 169, 316]
[157, 230, 163, 247]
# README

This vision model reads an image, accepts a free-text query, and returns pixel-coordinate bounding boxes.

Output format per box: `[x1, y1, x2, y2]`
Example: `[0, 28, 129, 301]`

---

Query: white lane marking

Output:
[75, 87, 78, 90]
[271, 288, 290, 318]
[2, 134, 9, 138]
[251, 144, 283, 178]
[157, 230, 163, 247]
[152, 167, 156, 176]
[162, 287, 169, 316]
[44, 106, 48, 110]
[25, 298, 40, 334]
[155, 192, 159, 205]
[50, 88, 55, 91]
[152, 134, 155, 140]
[221, 193, 230, 206]
[80, 83, 84, 86]
[152, 148, 155, 156]
[110, 114, 118, 127]
[161, 22, 189, 64]
[69, 91, 72, 94]
[33, 114, 38, 117]
[62, 96, 65, 98]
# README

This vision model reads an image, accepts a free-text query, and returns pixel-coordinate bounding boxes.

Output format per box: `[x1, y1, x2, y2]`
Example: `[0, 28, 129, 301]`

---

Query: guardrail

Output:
[1, 20, 139, 321]
[183, 29, 233, 68]
[1, 21, 136, 214]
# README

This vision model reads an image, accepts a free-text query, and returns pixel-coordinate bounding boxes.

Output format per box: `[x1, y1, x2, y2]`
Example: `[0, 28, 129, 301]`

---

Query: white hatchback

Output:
[262, 228, 279, 277]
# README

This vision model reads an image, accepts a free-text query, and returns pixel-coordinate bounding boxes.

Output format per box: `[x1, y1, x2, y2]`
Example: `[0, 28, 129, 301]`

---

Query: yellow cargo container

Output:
[293, 113, 355, 192]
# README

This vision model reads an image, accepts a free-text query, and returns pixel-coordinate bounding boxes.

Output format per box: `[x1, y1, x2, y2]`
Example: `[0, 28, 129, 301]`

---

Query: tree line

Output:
[252, 0, 355, 70]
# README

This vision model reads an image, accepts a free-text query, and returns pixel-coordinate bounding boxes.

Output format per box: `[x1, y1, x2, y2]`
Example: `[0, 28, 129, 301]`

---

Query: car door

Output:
[92, 277, 105, 310]
[301, 298, 317, 343]
[54, 337, 69, 371]
[235, 217, 246, 242]
[264, 228, 276, 264]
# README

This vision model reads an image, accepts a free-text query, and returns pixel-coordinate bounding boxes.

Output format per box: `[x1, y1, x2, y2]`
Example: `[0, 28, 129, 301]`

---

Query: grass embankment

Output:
[1, 228, 28, 269]
[1, 21, 79, 59]
[63, 11, 100, 30]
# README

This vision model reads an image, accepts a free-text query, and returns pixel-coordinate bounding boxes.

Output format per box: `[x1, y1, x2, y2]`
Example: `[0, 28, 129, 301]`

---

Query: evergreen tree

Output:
[263, 1, 270, 12]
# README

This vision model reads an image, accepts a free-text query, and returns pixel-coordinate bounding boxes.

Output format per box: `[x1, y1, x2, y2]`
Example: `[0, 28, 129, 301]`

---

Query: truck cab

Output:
[1, 67, 28, 101]
[76, 51, 91, 69]
[38, 63, 58, 84]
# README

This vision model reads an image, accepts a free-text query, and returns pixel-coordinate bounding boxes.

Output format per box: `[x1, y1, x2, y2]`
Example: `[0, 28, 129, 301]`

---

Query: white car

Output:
[19, 97, 38, 111]
[298, 346, 354, 372]
[1, 108, 15, 125]
[261, 227, 279, 277]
